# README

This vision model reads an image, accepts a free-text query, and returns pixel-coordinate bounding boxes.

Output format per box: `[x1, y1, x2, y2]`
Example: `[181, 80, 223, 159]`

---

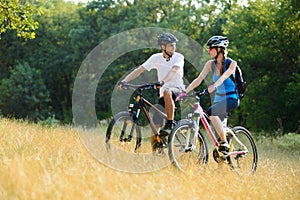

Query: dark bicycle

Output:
[105, 82, 168, 153]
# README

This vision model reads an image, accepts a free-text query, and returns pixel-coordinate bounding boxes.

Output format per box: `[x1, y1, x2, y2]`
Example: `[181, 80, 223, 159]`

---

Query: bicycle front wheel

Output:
[168, 120, 209, 173]
[227, 126, 258, 175]
[106, 111, 142, 153]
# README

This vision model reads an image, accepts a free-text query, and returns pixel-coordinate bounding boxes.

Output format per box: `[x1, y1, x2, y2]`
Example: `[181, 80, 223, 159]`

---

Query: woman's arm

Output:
[186, 60, 212, 93]
[213, 60, 237, 88]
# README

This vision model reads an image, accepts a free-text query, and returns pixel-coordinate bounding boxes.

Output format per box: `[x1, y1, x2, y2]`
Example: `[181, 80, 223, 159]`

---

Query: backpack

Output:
[225, 58, 247, 99]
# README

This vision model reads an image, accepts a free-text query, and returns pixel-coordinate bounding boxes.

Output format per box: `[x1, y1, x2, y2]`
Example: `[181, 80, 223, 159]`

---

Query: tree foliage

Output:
[222, 0, 299, 132]
[0, 0, 41, 39]
[0, 0, 298, 133]
[0, 63, 51, 120]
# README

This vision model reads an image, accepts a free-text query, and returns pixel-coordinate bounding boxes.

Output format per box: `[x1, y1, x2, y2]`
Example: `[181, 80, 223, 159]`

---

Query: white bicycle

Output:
[168, 89, 258, 175]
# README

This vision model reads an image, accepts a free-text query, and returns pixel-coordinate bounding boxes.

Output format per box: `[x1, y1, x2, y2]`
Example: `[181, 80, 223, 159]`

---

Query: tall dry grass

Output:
[0, 118, 299, 199]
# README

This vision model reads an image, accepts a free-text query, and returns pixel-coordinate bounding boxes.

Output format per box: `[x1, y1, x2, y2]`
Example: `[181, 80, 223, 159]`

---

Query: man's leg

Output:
[151, 99, 165, 152]
[163, 89, 174, 124]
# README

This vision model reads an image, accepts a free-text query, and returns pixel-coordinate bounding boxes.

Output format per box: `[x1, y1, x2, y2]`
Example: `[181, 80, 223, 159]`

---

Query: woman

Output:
[177, 36, 239, 155]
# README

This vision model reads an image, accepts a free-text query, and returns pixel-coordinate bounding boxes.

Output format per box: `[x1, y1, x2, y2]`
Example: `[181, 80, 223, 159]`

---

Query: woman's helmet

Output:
[157, 33, 178, 46]
[206, 36, 229, 49]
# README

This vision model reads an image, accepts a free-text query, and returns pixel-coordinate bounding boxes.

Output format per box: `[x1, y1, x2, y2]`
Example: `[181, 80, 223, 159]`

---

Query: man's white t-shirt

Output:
[142, 52, 185, 97]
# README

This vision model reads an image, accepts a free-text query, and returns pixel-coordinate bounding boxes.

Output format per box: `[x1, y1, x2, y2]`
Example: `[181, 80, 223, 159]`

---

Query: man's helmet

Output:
[157, 33, 178, 46]
[206, 36, 229, 49]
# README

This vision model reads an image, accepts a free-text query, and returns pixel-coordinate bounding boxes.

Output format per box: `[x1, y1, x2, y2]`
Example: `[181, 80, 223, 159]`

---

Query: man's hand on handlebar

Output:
[154, 81, 164, 89]
[118, 81, 128, 90]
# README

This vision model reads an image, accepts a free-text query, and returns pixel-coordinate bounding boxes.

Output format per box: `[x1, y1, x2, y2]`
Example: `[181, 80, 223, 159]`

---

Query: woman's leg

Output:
[210, 115, 227, 143]
[207, 98, 238, 153]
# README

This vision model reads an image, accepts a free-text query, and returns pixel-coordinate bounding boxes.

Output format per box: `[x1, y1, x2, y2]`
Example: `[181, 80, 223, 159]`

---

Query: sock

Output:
[167, 120, 173, 125]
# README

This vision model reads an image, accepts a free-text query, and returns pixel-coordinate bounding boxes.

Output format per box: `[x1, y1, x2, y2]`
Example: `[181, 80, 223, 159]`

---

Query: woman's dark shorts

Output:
[207, 98, 239, 121]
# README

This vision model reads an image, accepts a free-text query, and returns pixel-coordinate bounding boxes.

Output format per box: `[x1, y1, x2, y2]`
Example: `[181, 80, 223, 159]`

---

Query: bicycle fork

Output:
[182, 118, 199, 152]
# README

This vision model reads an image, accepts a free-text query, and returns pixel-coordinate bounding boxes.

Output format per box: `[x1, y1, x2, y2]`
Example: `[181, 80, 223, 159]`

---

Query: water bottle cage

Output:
[128, 103, 135, 114]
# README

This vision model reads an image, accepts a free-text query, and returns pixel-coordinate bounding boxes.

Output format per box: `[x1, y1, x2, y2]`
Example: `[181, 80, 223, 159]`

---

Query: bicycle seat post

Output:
[222, 116, 228, 129]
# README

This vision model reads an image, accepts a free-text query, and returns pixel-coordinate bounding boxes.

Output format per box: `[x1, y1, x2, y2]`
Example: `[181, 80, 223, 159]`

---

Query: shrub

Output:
[0, 63, 51, 121]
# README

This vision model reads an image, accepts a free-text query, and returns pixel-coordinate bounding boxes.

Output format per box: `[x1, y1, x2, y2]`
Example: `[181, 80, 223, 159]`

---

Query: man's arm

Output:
[161, 65, 180, 83]
[122, 66, 146, 83]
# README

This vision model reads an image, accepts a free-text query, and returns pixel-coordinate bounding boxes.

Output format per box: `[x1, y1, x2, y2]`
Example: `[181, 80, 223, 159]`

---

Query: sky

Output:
[65, 0, 89, 4]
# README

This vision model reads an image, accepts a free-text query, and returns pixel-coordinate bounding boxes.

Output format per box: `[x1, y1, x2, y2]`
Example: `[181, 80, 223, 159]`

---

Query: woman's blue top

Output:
[212, 58, 238, 103]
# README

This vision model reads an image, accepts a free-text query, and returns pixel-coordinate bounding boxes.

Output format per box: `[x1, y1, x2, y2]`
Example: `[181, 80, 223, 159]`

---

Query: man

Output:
[119, 33, 185, 151]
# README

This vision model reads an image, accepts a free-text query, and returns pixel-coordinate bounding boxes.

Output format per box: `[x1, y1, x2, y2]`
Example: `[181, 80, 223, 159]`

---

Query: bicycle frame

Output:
[186, 91, 249, 157]
[130, 87, 167, 137]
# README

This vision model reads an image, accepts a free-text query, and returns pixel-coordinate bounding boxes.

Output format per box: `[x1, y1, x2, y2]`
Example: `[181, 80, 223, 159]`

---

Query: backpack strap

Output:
[224, 58, 235, 84]
[215, 58, 237, 97]
[224, 58, 238, 95]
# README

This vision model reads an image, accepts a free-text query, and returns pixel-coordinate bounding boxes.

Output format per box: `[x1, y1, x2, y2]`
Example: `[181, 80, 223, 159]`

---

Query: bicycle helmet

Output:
[157, 33, 178, 46]
[206, 36, 229, 49]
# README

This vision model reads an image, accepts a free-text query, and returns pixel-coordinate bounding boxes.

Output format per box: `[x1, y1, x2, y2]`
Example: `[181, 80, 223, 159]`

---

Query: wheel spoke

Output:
[168, 121, 208, 173]
[106, 112, 143, 153]
[227, 127, 258, 175]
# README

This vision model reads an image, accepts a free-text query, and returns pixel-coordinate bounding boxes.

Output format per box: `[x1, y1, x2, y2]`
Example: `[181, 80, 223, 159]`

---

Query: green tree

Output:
[24, 0, 82, 122]
[75, 0, 222, 121]
[0, 0, 41, 39]
[223, 0, 299, 132]
[0, 63, 51, 120]
[0, 0, 84, 122]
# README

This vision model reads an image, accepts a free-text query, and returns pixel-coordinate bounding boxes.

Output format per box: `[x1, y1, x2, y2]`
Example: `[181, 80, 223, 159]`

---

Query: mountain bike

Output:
[105, 82, 168, 153]
[168, 89, 258, 175]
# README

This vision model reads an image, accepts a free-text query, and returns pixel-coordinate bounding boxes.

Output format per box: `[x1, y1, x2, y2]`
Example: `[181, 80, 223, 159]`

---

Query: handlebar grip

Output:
[154, 81, 164, 87]
[198, 89, 208, 96]
[119, 81, 129, 89]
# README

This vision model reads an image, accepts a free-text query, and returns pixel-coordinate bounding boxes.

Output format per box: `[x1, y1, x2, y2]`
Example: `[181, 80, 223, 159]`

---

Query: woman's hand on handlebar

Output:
[175, 91, 187, 101]
[208, 84, 216, 93]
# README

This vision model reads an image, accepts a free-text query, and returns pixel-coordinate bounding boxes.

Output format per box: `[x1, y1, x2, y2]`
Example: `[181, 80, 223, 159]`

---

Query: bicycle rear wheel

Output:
[226, 126, 258, 175]
[106, 111, 142, 153]
[168, 120, 209, 173]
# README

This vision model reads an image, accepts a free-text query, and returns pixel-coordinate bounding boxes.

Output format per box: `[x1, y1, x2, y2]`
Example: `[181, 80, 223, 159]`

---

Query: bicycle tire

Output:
[168, 119, 209, 173]
[226, 126, 258, 175]
[106, 111, 142, 153]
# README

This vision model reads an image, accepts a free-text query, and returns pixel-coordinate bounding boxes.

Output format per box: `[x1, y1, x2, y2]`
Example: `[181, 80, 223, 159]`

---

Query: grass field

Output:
[0, 118, 299, 199]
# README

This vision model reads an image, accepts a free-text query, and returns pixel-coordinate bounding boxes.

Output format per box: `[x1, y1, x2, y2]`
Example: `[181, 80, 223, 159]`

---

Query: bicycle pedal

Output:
[153, 139, 163, 149]
[213, 148, 230, 162]
[219, 152, 229, 158]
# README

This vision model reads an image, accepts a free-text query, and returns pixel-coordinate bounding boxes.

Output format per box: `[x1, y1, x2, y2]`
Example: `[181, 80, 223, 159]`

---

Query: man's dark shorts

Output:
[152, 87, 183, 126]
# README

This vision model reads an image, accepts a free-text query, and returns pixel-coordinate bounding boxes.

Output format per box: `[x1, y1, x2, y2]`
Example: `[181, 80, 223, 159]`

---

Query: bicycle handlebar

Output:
[119, 81, 164, 90]
[194, 89, 209, 96]
[184, 89, 209, 99]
